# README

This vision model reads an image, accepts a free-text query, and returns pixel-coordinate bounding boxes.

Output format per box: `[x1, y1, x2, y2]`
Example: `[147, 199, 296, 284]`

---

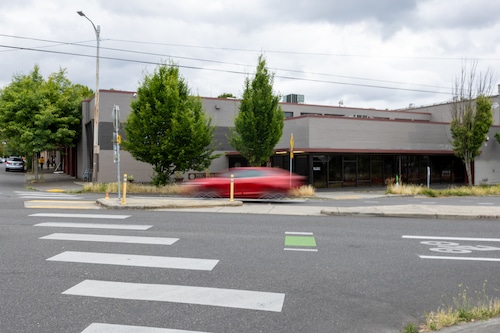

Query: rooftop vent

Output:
[282, 94, 304, 104]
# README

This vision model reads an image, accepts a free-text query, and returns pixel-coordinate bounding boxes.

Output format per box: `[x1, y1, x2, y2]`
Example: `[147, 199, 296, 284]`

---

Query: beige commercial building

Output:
[76, 89, 500, 188]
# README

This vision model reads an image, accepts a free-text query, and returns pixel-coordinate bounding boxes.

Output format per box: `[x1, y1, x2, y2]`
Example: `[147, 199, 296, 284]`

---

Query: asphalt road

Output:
[1, 170, 500, 332]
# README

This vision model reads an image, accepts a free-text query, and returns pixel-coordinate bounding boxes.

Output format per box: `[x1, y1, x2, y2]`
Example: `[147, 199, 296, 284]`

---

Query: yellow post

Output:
[121, 173, 127, 205]
[230, 173, 234, 202]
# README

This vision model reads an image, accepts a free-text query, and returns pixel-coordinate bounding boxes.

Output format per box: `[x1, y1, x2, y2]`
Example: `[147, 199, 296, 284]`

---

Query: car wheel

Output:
[193, 191, 221, 198]
[259, 192, 286, 200]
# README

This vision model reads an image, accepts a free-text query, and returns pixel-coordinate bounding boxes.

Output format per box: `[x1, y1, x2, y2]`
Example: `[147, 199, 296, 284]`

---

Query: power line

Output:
[0, 34, 454, 95]
[0, 33, 456, 92]
[107, 38, 500, 62]
[0, 33, 458, 90]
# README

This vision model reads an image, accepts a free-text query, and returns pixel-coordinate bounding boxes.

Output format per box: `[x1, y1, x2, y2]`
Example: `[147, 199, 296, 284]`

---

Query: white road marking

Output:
[30, 213, 130, 219]
[34, 222, 152, 230]
[63, 280, 285, 312]
[364, 200, 379, 204]
[19, 193, 83, 200]
[40, 233, 178, 245]
[403, 235, 500, 242]
[419, 255, 500, 262]
[82, 323, 212, 333]
[24, 201, 100, 210]
[284, 248, 318, 252]
[478, 202, 494, 205]
[47, 251, 218, 270]
[421, 201, 436, 204]
[16, 191, 80, 198]
[285, 232, 313, 235]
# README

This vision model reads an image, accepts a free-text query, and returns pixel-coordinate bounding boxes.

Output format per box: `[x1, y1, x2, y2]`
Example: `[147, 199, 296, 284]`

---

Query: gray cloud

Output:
[266, 0, 419, 25]
[0, 0, 499, 110]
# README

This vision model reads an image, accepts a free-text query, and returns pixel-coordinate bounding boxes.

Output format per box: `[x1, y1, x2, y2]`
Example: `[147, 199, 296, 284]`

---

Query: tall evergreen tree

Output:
[229, 55, 284, 166]
[123, 63, 217, 186]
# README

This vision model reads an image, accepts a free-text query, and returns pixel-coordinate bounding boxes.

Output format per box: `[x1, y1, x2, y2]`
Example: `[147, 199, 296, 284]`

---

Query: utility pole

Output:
[112, 105, 121, 199]
[77, 10, 100, 184]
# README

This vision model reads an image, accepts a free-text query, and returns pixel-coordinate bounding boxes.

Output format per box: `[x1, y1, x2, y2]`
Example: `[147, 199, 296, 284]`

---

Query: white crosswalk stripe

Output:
[64, 279, 285, 312]
[34, 222, 151, 230]
[82, 323, 213, 333]
[31, 212, 285, 332]
[47, 251, 219, 270]
[30, 213, 130, 219]
[16, 190, 84, 199]
[40, 233, 179, 245]
[18, 191, 100, 209]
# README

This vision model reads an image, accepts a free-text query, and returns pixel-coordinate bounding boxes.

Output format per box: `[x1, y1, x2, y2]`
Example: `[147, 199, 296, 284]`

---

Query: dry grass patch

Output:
[409, 283, 500, 332]
[82, 182, 189, 195]
[386, 184, 500, 197]
[289, 184, 316, 197]
[83, 182, 315, 197]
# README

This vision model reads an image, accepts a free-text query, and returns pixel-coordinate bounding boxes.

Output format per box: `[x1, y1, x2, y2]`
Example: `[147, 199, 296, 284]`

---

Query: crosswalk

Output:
[17, 191, 85, 200]
[18, 191, 100, 209]
[31, 212, 286, 332]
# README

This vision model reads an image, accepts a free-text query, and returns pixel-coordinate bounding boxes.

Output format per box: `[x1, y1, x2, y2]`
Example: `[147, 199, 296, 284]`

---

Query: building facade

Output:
[77, 89, 500, 187]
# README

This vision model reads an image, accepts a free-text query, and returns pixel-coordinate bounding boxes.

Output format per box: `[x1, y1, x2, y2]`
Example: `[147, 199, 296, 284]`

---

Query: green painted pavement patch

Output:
[284, 235, 317, 247]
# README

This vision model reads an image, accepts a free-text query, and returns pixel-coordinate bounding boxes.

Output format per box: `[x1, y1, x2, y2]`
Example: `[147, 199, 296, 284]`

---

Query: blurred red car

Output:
[186, 167, 304, 199]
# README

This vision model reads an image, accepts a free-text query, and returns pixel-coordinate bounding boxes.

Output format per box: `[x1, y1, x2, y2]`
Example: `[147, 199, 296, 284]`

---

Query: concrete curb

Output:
[320, 210, 500, 220]
[437, 318, 500, 333]
[320, 204, 500, 220]
[96, 198, 243, 210]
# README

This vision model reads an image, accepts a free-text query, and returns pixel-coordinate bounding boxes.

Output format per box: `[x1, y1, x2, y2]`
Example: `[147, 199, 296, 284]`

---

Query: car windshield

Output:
[220, 169, 266, 178]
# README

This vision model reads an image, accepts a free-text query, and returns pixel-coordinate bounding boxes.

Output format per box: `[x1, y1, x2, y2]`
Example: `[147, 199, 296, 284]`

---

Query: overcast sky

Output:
[1, 0, 500, 110]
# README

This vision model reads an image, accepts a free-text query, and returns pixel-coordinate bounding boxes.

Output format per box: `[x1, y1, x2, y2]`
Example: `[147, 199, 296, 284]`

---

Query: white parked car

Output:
[5, 157, 25, 172]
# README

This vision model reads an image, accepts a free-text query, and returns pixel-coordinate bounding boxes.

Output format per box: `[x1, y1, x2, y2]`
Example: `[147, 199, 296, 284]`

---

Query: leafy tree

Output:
[217, 93, 236, 98]
[229, 55, 284, 166]
[450, 63, 494, 187]
[122, 62, 217, 186]
[0, 65, 90, 165]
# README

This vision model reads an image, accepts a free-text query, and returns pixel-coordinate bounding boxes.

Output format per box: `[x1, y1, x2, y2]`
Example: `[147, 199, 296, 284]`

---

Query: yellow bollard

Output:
[121, 173, 127, 205]
[230, 173, 234, 202]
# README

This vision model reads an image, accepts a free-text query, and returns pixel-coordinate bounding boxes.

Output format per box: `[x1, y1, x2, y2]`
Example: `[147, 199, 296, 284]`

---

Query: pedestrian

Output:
[39, 156, 44, 169]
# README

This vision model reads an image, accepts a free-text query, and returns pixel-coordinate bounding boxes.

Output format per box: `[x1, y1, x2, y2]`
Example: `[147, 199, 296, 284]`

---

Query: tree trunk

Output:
[464, 155, 473, 187]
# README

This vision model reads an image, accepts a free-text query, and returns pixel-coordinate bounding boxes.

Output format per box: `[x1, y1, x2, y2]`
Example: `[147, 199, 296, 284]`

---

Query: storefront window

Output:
[357, 156, 370, 184]
[371, 156, 384, 185]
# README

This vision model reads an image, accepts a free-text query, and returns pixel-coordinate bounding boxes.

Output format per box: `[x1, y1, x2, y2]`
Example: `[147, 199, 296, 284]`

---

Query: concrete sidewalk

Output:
[95, 197, 500, 220]
[25, 170, 500, 219]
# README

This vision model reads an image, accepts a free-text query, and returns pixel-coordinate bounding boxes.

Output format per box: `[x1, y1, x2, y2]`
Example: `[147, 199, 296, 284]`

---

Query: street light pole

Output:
[77, 10, 100, 184]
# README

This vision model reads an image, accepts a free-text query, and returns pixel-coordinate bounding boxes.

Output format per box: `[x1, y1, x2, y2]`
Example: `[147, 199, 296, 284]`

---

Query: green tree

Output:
[229, 55, 284, 166]
[450, 63, 494, 187]
[0, 65, 89, 165]
[217, 93, 236, 98]
[122, 63, 217, 186]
